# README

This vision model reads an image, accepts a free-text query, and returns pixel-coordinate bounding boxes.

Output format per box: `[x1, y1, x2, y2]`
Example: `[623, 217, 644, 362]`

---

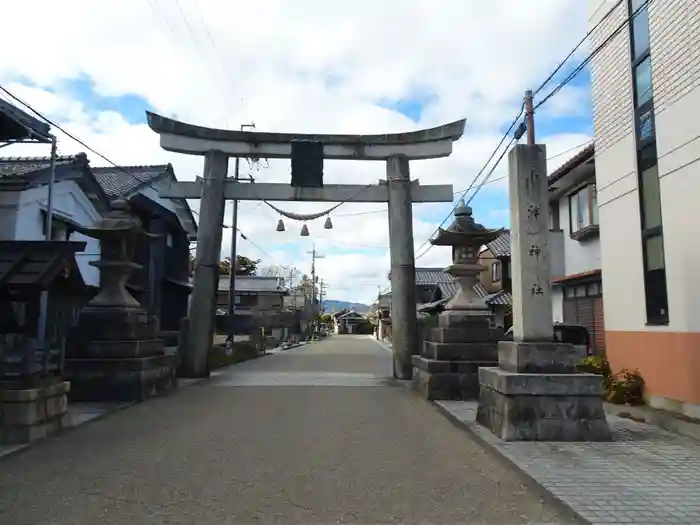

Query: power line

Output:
[451, 139, 593, 196]
[534, 0, 652, 111]
[414, 1, 646, 261]
[0, 84, 170, 197]
[0, 83, 286, 271]
[412, 103, 525, 259]
[533, 0, 624, 97]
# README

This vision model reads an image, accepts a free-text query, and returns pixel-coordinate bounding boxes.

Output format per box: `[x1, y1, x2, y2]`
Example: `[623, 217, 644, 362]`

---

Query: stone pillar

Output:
[184, 150, 229, 378]
[476, 145, 611, 441]
[387, 155, 418, 380]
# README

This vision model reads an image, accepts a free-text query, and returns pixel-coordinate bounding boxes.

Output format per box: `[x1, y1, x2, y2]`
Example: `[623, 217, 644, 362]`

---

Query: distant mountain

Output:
[322, 300, 370, 314]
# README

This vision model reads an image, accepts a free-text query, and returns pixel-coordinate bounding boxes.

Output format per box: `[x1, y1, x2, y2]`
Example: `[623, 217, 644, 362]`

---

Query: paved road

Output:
[0, 335, 578, 524]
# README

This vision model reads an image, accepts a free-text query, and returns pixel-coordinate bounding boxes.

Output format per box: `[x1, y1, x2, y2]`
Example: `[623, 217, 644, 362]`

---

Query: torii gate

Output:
[146, 111, 465, 380]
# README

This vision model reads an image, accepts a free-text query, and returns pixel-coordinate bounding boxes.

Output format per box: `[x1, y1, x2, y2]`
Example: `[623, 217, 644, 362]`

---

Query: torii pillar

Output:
[147, 112, 466, 379]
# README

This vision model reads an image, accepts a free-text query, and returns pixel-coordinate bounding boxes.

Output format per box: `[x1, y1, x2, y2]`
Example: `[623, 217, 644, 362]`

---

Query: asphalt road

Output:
[0, 335, 578, 525]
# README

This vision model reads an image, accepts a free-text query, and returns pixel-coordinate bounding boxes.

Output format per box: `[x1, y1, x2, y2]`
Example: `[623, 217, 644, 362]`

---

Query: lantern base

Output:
[411, 311, 502, 401]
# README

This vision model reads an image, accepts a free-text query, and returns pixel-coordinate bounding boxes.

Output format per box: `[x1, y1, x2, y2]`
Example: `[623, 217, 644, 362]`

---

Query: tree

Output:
[294, 274, 312, 291]
[218, 255, 260, 276]
[320, 313, 332, 323]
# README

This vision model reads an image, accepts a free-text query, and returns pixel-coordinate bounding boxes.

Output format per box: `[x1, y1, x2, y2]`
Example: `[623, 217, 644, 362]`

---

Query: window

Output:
[549, 203, 561, 230]
[51, 219, 68, 241]
[569, 185, 598, 233]
[628, 0, 668, 324]
[640, 165, 662, 230]
[630, 2, 650, 59]
[637, 109, 654, 143]
[491, 262, 501, 282]
[166, 233, 173, 247]
[634, 57, 653, 107]
[587, 282, 600, 296]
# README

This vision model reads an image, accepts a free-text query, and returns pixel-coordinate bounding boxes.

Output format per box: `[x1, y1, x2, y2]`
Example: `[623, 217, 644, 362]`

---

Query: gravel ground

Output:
[0, 335, 579, 525]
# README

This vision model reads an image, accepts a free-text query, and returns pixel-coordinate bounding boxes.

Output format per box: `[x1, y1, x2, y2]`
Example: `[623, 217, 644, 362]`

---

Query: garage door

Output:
[562, 281, 605, 354]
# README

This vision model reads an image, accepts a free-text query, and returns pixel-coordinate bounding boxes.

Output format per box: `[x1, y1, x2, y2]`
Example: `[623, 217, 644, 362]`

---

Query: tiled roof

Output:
[549, 143, 595, 187]
[0, 98, 51, 142]
[0, 154, 86, 180]
[437, 281, 459, 298]
[473, 283, 512, 306]
[217, 275, 287, 293]
[415, 267, 454, 285]
[92, 164, 170, 198]
[485, 290, 512, 306]
[486, 230, 511, 258]
[473, 282, 489, 298]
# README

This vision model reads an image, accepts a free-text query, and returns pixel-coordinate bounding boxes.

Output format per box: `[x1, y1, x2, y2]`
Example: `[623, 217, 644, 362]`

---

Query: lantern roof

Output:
[430, 199, 504, 247]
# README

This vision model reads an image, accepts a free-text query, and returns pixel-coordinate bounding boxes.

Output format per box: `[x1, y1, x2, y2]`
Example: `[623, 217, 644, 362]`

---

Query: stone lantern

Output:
[432, 199, 503, 316]
[64, 200, 177, 402]
[411, 200, 506, 401]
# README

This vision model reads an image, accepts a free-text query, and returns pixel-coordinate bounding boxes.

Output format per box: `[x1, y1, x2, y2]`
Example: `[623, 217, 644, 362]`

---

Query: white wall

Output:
[0, 190, 22, 240]
[15, 180, 102, 287]
[589, 0, 700, 332]
[558, 197, 601, 276]
[552, 287, 564, 324]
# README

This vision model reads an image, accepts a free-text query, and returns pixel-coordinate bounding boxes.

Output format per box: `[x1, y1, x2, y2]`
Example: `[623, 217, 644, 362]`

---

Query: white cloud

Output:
[1, 0, 594, 303]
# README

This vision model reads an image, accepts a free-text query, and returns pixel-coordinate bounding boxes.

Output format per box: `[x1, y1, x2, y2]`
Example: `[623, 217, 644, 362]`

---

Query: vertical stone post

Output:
[387, 155, 418, 380]
[476, 144, 611, 441]
[509, 145, 553, 341]
[183, 150, 229, 378]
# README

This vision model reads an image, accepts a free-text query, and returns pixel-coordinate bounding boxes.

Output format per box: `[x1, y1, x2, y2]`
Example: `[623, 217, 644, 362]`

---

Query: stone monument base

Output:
[476, 341, 612, 441]
[412, 357, 490, 400]
[0, 381, 70, 445]
[64, 354, 177, 402]
[411, 313, 500, 401]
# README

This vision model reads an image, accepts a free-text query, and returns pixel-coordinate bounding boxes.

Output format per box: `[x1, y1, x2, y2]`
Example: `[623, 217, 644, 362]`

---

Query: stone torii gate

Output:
[146, 111, 465, 380]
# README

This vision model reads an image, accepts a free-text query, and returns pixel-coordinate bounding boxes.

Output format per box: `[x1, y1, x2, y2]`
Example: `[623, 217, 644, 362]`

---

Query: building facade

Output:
[547, 145, 606, 354]
[589, 0, 700, 417]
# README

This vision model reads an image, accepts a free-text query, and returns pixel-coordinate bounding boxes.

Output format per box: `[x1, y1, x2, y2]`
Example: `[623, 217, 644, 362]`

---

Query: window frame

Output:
[568, 184, 598, 234]
[491, 261, 501, 283]
[627, 0, 669, 325]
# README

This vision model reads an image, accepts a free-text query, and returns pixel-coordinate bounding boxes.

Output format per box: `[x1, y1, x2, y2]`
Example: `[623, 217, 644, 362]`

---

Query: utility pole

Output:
[226, 122, 256, 347]
[307, 245, 325, 316]
[318, 279, 328, 313]
[524, 89, 535, 146]
[38, 135, 57, 371]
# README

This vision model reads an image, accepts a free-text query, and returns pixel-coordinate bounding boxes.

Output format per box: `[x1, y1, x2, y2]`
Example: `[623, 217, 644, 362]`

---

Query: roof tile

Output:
[0, 154, 85, 180]
[92, 165, 169, 198]
[486, 230, 511, 258]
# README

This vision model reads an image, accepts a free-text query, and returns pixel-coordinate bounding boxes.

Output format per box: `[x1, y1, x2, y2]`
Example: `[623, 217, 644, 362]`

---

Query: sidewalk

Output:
[437, 400, 700, 525]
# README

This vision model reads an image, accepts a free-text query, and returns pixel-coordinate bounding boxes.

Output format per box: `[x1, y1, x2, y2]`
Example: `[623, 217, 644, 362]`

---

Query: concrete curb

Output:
[432, 401, 590, 525]
[604, 402, 700, 442]
[366, 335, 393, 353]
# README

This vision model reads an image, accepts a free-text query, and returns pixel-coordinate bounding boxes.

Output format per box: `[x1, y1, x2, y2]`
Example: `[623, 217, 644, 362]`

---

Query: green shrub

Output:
[607, 369, 645, 405]
[577, 354, 645, 405]
[208, 342, 260, 370]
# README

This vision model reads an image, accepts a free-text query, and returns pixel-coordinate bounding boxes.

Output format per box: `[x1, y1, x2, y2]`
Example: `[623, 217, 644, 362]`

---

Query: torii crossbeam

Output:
[147, 111, 466, 380]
